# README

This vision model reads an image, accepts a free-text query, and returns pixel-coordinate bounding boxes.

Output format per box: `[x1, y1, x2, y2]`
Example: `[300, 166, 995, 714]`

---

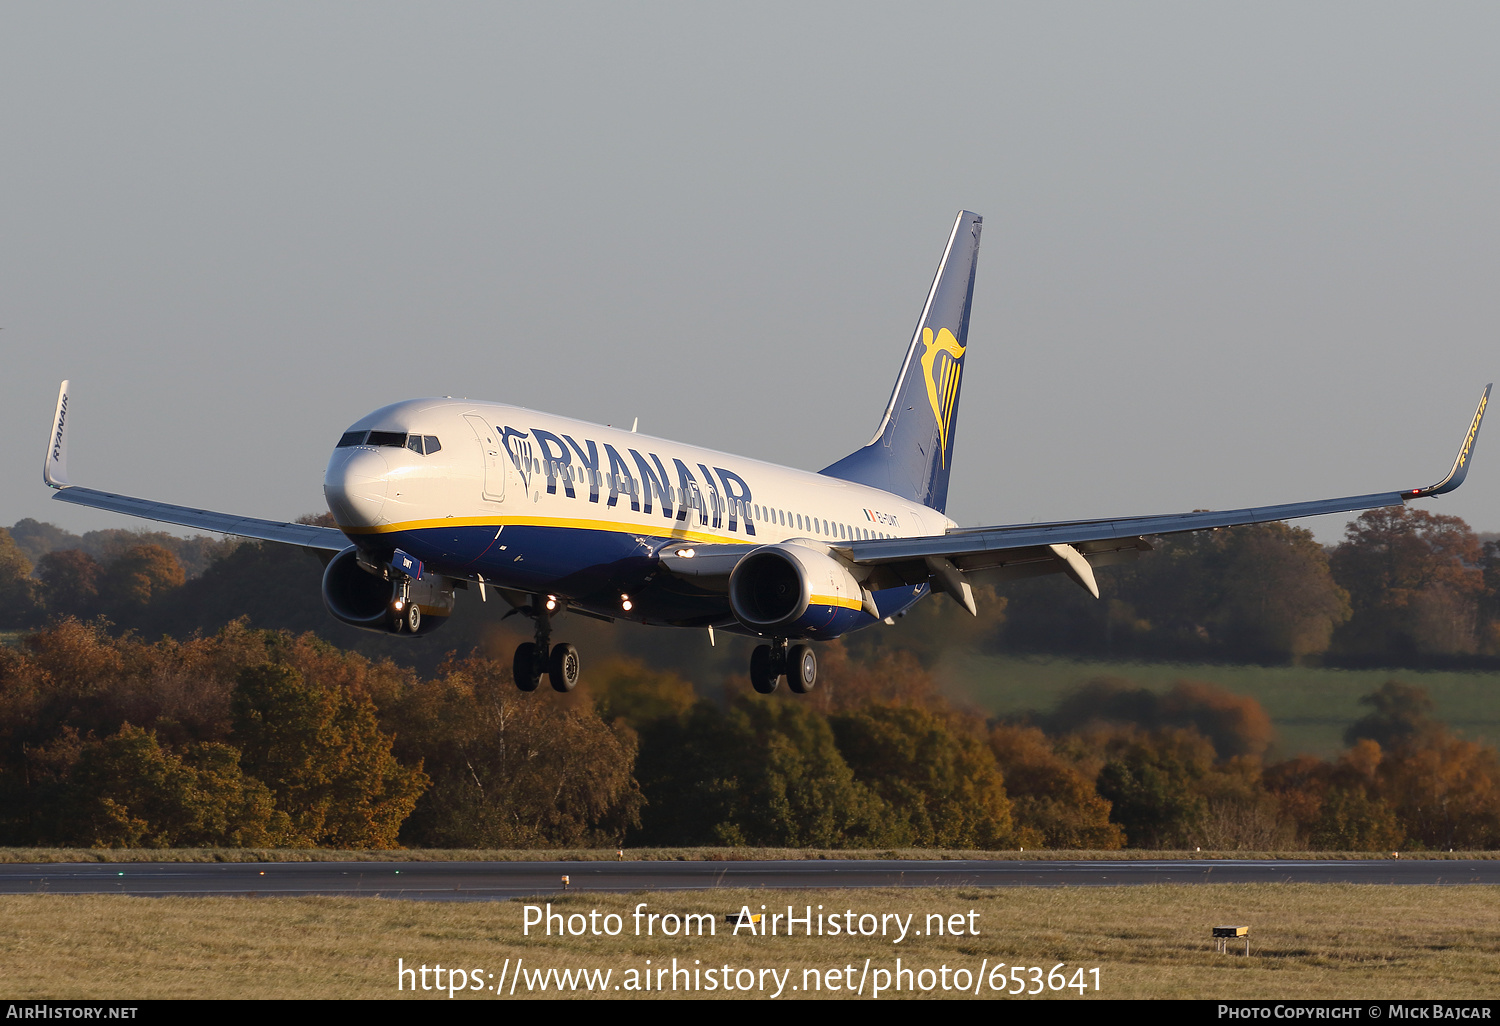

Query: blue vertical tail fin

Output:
[820, 210, 982, 513]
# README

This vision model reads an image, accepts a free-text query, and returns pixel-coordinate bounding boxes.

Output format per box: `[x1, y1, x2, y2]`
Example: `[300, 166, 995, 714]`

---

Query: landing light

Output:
[545, 595, 558, 611]
[676, 548, 696, 558]
[393, 599, 404, 611]
[621, 594, 633, 612]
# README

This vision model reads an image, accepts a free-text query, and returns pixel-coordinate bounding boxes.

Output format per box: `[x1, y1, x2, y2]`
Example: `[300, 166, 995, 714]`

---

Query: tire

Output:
[750, 644, 780, 694]
[513, 642, 541, 692]
[787, 644, 817, 694]
[549, 642, 581, 692]
[404, 603, 422, 633]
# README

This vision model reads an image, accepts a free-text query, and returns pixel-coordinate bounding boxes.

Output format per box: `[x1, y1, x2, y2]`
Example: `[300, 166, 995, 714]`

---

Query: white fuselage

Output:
[323, 398, 951, 627]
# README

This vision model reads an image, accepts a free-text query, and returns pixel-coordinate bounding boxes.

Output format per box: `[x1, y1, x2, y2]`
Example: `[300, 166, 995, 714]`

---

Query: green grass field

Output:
[1, 885, 1494, 999]
[936, 653, 1500, 758]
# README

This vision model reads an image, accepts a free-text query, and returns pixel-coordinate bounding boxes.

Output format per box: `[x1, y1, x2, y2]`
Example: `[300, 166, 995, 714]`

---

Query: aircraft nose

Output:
[324, 448, 389, 527]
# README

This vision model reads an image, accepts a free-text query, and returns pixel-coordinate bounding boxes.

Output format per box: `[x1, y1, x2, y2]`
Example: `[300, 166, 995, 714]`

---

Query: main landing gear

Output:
[512, 597, 581, 693]
[749, 640, 817, 695]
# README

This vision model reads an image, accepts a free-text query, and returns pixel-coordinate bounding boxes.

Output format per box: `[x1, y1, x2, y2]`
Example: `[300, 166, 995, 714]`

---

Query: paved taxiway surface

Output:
[1, 860, 1495, 901]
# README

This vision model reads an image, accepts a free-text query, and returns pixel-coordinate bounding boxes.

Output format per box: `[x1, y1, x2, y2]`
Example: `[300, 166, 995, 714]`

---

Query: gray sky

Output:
[3, 3, 1498, 545]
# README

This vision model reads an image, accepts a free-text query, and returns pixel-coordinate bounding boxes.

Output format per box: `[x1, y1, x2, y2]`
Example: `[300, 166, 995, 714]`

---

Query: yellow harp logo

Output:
[920, 326, 965, 467]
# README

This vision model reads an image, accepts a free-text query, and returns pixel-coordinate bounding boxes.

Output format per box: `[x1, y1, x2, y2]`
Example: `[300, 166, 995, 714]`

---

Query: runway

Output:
[0, 859, 1495, 901]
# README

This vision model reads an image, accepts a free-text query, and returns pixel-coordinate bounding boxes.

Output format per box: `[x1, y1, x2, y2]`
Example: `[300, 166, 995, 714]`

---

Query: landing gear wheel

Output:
[404, 604, 422, 634]
[513, 642, 542, 692]
[750, 644, 780, 694]
[787, 644, 817, 694]
[549, 642, 581, 692]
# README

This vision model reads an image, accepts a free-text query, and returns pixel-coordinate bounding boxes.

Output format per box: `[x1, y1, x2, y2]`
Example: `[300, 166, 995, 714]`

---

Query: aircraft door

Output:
[463, 414, 506, 503]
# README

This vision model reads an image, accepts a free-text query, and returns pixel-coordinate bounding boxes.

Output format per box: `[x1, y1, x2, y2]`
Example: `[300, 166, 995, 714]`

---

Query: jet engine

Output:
[727, 543, 864, 637]
[321, 545, 455, 636]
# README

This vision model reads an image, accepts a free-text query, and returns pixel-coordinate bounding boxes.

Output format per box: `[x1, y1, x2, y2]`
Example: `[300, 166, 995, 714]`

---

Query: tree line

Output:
[1, 618, 1495, 851]
[4, 506, 1498, 669]
[991, 508, 1500, 665]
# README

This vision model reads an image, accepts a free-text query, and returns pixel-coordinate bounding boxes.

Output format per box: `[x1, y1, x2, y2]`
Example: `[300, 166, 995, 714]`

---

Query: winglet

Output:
[43, 380, 71, 489]
[1408, 383, 1490, 499]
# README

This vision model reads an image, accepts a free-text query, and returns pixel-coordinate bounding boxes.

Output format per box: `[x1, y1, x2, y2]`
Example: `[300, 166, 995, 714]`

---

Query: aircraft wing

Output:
[42, 381, 348, 553]
[842, 384, 1491, 607]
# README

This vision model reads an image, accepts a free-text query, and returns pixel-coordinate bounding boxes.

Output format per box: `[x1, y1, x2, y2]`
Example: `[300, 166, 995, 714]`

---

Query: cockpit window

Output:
[338, 429, 442, 454]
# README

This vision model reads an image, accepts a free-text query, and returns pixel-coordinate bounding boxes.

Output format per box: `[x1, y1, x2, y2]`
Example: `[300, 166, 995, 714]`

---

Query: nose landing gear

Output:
[511, 594, 581, 693]
[388, 578, 422, 634]
[749, 640, 818, 695]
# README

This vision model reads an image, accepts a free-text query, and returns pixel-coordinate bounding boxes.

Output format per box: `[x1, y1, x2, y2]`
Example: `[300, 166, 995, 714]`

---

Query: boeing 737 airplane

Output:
[40, 211, 1490, 695]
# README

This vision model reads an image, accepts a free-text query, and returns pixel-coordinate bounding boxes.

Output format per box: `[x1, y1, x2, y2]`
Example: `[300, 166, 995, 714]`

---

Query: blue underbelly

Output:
[358, 523, 926, 635]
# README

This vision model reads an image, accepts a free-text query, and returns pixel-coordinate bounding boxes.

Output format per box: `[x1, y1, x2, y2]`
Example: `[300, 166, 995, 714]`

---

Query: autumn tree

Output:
[633, 697, 892, 848]
[988, 723, 1123, 849]
[391, 657, 643, 848]
[1344, 681, 1440, 750]
[584, 658, 698, 731]
[230, 663, 427, 848]
[801, 643, 946, 713]
[61, 724, 290, 848]
[1330, 508, 1484, 657]
[1266, 741, 1415, 851]
[1341, 682, 1500, 849]
[995, 523, 1348, 662]
[831, 705, 1013, 849]
[0, 529, 41, 628]
[1126, 524, 1350, 662]
[1093, 728, 1215, 848]
[1046, 678, 1275, 761]
[36, 550, 102, 619]
[1377, 732, 1500, 849]
[98, 544, 186, 624]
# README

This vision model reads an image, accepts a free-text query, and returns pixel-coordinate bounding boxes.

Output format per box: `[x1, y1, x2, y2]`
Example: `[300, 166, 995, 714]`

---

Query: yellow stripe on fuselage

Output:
[336, 513, 759, 549]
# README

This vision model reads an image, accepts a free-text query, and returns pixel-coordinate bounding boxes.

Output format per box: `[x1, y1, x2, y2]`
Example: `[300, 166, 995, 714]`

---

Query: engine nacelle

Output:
[321, 546, 455, 636]
[727, 543, 866, 639]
